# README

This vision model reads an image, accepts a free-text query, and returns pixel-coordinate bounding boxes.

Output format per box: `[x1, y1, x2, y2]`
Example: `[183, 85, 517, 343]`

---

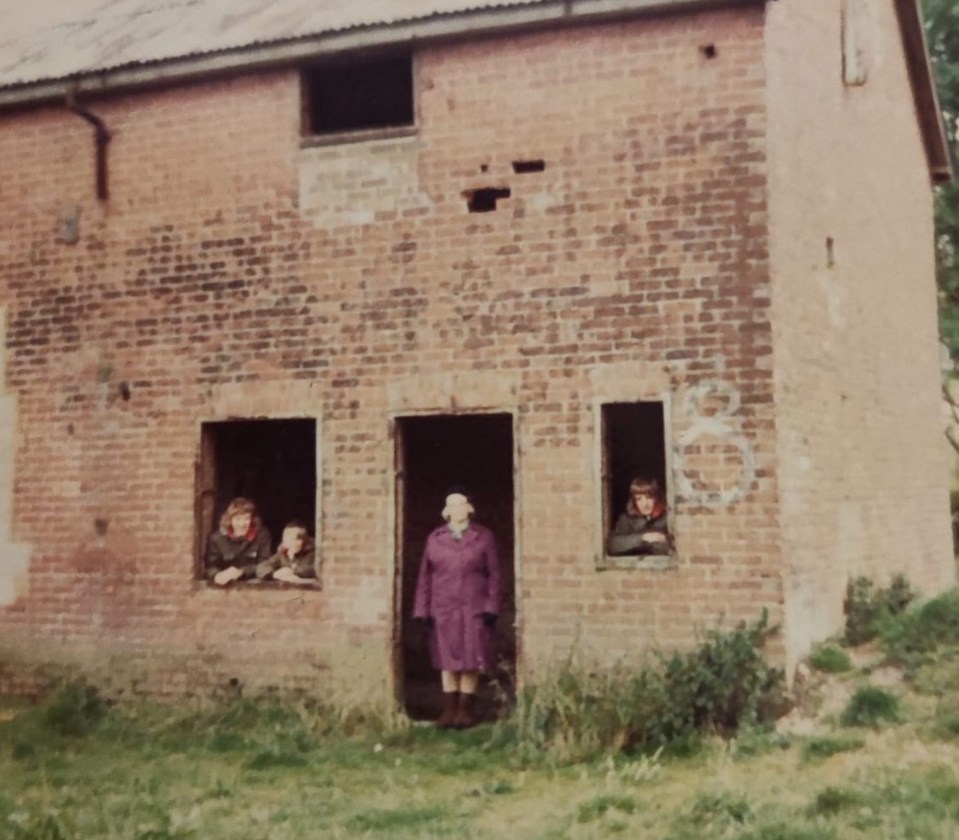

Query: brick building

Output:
[0, 0, 954, 712]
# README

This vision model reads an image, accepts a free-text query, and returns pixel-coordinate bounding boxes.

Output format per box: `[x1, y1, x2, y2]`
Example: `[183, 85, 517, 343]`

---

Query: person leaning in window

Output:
[607, 476, 672, 556]
[413, 487, 501, 730]
[255, 520, 318, 585]
[205, 497, 272, 586]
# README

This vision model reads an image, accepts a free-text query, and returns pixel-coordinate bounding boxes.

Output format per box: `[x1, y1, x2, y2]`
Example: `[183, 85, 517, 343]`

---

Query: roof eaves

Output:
[894, 0, 953, 184]
[0, 0, 765, 109]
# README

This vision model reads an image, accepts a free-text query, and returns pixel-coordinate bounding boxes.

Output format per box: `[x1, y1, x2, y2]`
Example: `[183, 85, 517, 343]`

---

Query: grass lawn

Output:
[2, 611, 959, 839]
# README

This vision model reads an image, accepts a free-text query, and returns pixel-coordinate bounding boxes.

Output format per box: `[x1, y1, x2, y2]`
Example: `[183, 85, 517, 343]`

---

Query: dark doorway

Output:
[395, 413, 516, 721]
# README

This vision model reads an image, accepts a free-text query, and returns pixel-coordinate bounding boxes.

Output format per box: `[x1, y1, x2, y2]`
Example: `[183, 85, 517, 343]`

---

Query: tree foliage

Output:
[927, 0, 959, 356]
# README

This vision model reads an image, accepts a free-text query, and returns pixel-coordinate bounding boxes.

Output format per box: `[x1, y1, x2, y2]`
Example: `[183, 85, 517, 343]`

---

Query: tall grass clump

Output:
[800, 735, 865, 762]
[501, 663, 631, 761]
[840, 686, 900, 728]
[502, 611, 786, 760]
[844, 574, 916, 646]
[41, 680, 107, 737]
[808, 645, 852, 674]
[877, 588, 959, 666]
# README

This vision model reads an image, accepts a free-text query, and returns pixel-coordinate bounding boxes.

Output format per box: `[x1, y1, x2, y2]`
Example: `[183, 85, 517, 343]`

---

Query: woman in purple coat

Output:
[413, 488, 501, 729]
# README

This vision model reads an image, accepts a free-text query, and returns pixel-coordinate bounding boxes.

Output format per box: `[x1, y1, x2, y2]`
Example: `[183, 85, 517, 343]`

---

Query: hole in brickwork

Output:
[512, 159, 545, 174]
[118, 381, 131, 401]
[479, 163, 489, 173]
[700, 43, 718, 59]
[464, 187, 511, 213]
[94, 518, 109, 536]
[826, 237, 835, 268]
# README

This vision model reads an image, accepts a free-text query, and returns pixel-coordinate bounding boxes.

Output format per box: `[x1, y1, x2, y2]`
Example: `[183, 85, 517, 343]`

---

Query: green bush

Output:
[840, 686, 900, 728]
[503, 611, 787, 759]
[844, 575, 916, 646]
[878, 589, 959, 665]
[808, 645, 853, 674]
[623, 610, 787, 751]
[42, 681, 106, 737]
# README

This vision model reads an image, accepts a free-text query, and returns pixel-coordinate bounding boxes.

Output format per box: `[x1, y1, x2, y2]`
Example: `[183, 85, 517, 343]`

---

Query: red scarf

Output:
[629, 500, 665, 518]
[229, 524, 258, 541]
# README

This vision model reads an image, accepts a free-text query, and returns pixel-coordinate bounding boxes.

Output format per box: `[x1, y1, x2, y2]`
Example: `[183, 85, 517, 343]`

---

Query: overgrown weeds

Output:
[840, 686, 901, 728]
[2, 594, 959, 840]
[844, 574, 916, 646]
[800, 735, 865, 761]
[807, 645, 852, 674]
[877, 588, 959, 668]
[42, 680, 106, 737]
[499, 611, 786, 761]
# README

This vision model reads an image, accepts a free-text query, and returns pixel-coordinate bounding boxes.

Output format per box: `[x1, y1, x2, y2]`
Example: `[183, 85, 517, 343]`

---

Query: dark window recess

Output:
[700, 43, 718, 59]
[304, 53, 414, 135]
[512, 159, 545, 174]
[196, 418, 317, 576]
[601, 402, 668, 540]
[465, 187, 511, 213]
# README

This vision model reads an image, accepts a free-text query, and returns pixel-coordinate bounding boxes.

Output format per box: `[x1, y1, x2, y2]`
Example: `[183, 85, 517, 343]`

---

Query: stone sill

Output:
[300, 124, 418, 149]
[596, 554, 677, 572]
[195, 580, 322, 592]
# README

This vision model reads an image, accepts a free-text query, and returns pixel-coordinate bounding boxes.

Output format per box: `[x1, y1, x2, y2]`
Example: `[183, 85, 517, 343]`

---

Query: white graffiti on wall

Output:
[673, 380, 756, 508]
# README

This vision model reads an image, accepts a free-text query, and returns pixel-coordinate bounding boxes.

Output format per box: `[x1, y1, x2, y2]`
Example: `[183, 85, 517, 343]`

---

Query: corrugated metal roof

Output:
[0, 0, 948, 184]
[0, 0, 546, 90]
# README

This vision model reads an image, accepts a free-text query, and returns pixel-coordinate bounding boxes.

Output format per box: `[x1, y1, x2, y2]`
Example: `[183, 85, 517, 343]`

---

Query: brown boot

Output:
[453, 691, 476, 729]
[435, 692, 459, 729]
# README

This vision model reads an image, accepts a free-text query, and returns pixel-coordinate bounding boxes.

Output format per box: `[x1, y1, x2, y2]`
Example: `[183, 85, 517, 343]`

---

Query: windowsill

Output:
[300, 124, 418, 149]
[596, 554, 677, 571]
[196, 579, 322, 591]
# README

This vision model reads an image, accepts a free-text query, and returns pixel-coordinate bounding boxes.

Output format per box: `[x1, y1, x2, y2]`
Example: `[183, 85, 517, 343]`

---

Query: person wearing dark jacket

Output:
[608, 476, 671, 556]
[205, 497, 272, 585]
[256, 521, 318, 585]
[413, 488, 501, 730]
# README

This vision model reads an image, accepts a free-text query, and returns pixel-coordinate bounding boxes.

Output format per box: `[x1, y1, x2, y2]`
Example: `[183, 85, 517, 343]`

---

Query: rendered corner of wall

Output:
[0, 321, 32, 605]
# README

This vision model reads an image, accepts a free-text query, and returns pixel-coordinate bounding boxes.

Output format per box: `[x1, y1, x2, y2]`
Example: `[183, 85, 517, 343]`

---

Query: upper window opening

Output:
[196, 418, 319, 587]
[600, 401, 674, 566]
[303, 52, 414, 136]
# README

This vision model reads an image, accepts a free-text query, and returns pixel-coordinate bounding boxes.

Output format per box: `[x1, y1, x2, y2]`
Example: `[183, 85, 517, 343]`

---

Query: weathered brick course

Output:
[0, 3, 952, 703]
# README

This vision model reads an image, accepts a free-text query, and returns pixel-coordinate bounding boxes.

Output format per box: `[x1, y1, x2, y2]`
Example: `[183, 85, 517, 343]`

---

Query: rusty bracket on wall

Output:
[65, 84, 112, 201]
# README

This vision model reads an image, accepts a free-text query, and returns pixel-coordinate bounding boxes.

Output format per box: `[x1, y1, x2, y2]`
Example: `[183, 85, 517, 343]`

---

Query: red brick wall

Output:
[0, 3, 929, 701]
